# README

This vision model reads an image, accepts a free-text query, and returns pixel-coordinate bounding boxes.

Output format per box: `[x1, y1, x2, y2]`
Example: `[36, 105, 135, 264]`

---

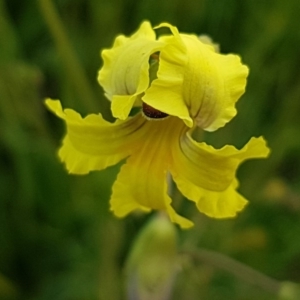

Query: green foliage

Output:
[1, 0, 300, 299]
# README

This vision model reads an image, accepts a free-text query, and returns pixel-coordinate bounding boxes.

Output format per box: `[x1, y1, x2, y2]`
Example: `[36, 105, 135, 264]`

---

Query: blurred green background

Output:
[1, 0, 300, 299]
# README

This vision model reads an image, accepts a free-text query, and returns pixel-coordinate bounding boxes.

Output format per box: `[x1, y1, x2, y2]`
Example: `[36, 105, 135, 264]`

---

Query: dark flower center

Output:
[142, 102, 169, 119]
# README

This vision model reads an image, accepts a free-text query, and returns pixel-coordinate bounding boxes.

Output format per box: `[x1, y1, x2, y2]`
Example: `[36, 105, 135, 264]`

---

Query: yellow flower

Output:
[46, 21, 270, 229]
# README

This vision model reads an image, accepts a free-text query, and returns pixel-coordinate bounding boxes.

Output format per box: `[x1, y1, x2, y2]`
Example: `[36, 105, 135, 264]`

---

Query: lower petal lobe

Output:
[110, 118, 193, 228]
[173, 173, 248, 218]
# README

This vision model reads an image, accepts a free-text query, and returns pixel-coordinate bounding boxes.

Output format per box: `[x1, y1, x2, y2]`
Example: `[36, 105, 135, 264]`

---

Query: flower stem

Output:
[181, 248, 281, 295]
[38, 0, 97, 111]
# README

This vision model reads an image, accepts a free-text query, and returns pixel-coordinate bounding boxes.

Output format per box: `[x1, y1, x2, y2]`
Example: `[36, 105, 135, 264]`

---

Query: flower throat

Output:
[142, 53, 169, 120]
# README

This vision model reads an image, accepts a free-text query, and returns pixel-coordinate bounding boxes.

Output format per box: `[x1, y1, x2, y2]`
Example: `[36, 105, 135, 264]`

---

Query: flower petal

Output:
[171, 133, 270, 192]
[110, 118, 194, 228]
[143, 24, 193, 127]
[179, 33, 249, 131]
[145, 23, 248, 131]
[202, 53, 249, 131]
[98, 21, 164, 120]
[173, 174, 248, 218]
[110, 156, 193, 229]
[195, 182, 248, 218]
[45, 99, 146, 174]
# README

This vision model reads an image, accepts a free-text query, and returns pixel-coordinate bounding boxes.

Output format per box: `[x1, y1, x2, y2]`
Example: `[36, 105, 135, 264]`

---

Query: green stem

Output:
[37, 0, 97, 111]
[181, 248, 281, 295]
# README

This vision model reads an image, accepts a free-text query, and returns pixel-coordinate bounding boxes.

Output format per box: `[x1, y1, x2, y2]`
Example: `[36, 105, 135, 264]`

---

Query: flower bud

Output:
[125, 214, 178, 300]
[278, 282, 300, 300]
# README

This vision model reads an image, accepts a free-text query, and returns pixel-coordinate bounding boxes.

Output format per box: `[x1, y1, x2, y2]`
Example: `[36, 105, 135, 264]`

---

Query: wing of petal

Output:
[45, 99, 146, 174]
[171, 133, 270, 192]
